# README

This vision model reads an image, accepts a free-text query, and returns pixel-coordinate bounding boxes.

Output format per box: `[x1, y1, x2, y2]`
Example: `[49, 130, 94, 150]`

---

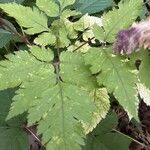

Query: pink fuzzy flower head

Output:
[113, 17, 150, 54]
[113, 27, 141, 54]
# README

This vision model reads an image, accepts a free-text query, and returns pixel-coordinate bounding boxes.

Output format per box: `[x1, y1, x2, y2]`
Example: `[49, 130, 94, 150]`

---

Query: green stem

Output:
[73, 37, 95, 52]
[112, 129, 145, 147]
[0, 18, 31, 45]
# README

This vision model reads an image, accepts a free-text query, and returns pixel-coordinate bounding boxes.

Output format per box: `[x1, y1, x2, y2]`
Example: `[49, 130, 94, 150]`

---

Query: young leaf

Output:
[34, 32, 56, 46]
[0, 3, 48, 34]
[36, 0, 59, 17]
[92, 24, 105, 41]
[73, 14, 102, 32]
[50, 19, 71, 48]
[102, 0, 142, 42]
[84, 48, 139, 120]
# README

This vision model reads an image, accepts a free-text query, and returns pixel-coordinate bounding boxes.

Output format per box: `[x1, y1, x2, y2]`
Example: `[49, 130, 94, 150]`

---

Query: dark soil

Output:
[113, 100, 150, 150]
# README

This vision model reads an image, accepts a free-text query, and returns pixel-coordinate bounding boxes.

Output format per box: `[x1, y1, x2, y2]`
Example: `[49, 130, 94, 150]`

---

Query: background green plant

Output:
[0, 0, 149, 150]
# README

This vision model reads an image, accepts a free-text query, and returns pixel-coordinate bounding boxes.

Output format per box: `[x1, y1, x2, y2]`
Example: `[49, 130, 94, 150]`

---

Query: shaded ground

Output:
[113, 100, 150, 150]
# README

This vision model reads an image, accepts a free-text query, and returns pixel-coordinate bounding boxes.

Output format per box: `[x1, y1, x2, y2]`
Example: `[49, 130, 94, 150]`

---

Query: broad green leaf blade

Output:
[95, 133, 131, 150]
[0, 128, 28, 150]
[60, 52, 110, 133]
[0, 89, 29, 150]
[92, 24, 105, 41]
[84, 88, 110, 133]
[103, 0, 142, 42]
[84, 48, 139, 119]
[58, 0, 75, 9]
[0, 46, 53, 116]
[92, 112, 117, 135]
[37, 82, 95, 150]
[60, 52, 96, 90]
[73, 14, 102, 32]
[0, 0, 24, 3]
[0, 88, 18, 124]
[0, 88, 19, 124]
[30, 46, 53, 61]
[0, 3, 48, 34]
[0, 29, 12, 48]
[84, 112, 131, 150]
[85, 130, 131, 150]
[0, 48, 52, 90]
[62, 9, 81, 19]
[137, 83, 150, 106]
[36, 0, 59, 17]
[7, 66, 55, 120]
[34, 32, 56, 46]
[74, 0, 113, 14]
[6, 51, 109, 150]
[139, 53, 150, 89]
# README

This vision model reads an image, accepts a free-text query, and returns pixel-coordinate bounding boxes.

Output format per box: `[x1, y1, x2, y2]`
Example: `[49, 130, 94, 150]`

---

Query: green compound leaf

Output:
[84, 48, 139, 120]
[74, 0, 113, 14]
[1, 50, 109, 150]
[0, 29, 12, 48]
[37, 82, 95, 150]
[0, 88, 28, 150]
[102, 0, 142, 42]
[0, 3, 48, 34]
[36, 0, 59, 17]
